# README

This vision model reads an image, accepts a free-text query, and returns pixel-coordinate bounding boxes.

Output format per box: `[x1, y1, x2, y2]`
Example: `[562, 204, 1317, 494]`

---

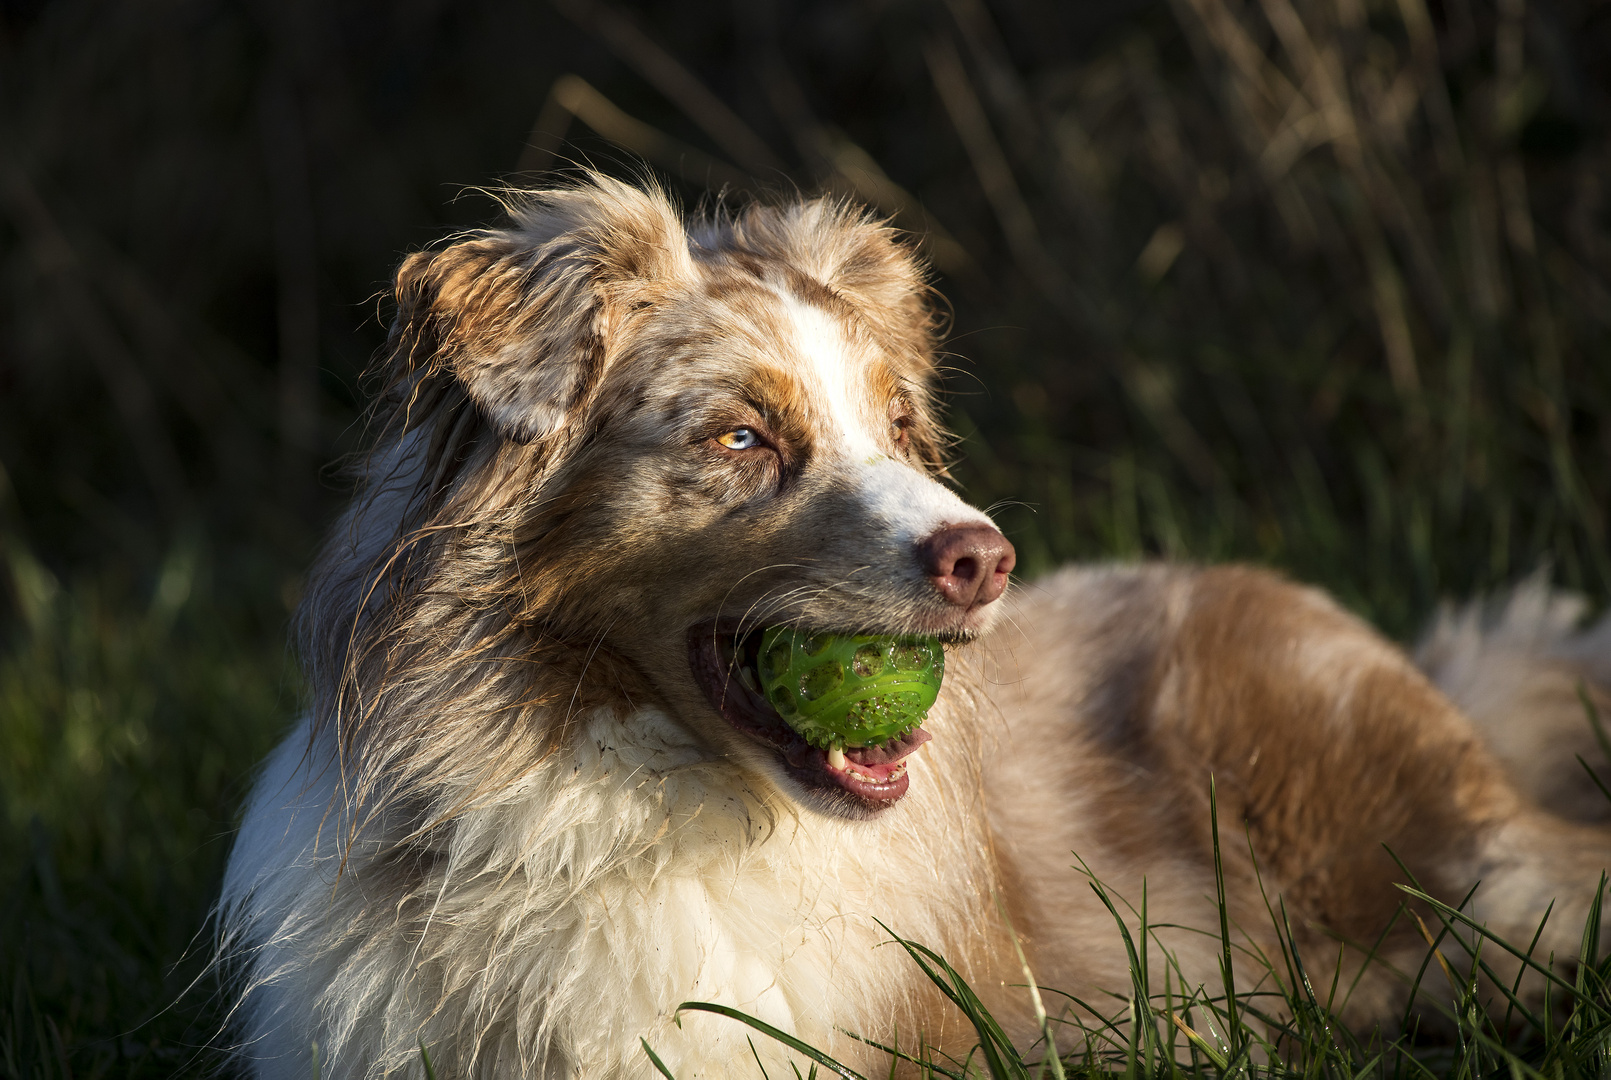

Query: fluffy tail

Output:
[1416, 571, 1611, 822]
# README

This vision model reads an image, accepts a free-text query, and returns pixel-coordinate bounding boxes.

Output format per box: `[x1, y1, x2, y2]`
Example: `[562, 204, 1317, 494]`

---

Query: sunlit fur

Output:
[1417, 573, 1611, 823]
[221, 177, 1611, 1079]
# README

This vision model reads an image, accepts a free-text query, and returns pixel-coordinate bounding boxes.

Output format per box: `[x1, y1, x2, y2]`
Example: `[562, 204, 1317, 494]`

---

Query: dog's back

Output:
[983, 564, 1611, 1031]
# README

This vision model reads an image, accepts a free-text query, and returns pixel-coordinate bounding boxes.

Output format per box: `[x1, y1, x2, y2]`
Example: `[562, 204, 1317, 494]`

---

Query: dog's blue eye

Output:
[717, 428, 761, 450]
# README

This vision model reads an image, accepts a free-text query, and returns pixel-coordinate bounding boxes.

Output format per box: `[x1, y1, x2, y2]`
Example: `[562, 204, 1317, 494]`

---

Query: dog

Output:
[220, 176, 1611, 1078]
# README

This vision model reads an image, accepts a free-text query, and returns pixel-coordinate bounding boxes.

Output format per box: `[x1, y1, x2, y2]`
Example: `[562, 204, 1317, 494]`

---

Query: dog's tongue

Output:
[780, 727, 930, 770]
[780, 727, 931, 801]
[844, 727, 931, 765]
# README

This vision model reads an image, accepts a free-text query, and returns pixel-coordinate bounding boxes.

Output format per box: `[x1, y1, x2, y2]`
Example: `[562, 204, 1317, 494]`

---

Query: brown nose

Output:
[917, 524, 1016, 609]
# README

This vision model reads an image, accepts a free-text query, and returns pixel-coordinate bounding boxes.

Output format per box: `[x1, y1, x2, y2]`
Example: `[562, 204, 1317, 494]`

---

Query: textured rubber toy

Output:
[756, 627, 944, 749]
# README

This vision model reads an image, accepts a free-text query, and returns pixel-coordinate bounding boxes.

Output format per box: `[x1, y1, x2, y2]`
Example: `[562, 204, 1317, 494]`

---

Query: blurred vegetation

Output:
[0, 0, 1607, 1074]
[0, 490, 293, 1077]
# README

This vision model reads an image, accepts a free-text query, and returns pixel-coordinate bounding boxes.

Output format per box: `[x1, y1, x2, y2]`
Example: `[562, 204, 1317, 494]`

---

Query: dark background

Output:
[1, 0, 1608, 1073]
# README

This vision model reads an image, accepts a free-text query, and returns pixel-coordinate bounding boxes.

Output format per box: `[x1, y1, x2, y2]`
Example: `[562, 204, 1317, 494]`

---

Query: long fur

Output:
[220, 177, 1611, 1078]
[1417, 572, 1611, 823]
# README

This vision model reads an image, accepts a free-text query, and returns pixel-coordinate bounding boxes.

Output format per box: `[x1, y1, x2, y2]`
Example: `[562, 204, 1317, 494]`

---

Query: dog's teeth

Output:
[738, 665, 758, 693]
[827, 745, 848, 771]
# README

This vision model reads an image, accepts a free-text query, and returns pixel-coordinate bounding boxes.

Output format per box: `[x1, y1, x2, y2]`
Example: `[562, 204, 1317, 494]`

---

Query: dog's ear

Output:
[738, 198, 942, 379]
[389, 181, 695, 444]
[805, 213, 937, 359]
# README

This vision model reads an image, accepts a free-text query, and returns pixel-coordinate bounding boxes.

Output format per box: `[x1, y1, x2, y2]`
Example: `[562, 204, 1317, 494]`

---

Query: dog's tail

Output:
[1416, 571, 1611, 822]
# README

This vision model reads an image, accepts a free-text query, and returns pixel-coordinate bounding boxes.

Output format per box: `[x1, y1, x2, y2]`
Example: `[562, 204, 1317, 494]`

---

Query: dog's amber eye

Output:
[891, 416, 911, 447]
[717, 428, 762, 450]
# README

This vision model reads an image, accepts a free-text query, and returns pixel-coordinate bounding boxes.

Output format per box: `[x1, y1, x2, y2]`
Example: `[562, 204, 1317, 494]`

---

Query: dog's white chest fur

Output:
[223, 705, 963, 1079]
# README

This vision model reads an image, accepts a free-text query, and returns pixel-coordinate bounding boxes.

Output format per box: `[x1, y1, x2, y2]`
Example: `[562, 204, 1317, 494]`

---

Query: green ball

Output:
[756, 627, 945, 749]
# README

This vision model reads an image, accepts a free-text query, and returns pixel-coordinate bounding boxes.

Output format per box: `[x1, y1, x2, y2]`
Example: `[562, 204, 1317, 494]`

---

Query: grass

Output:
[0, 516, 296, 1079]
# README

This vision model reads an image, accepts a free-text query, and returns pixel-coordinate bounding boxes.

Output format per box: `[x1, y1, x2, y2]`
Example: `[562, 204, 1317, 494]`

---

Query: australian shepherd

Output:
[221, 176, 1611, 1078]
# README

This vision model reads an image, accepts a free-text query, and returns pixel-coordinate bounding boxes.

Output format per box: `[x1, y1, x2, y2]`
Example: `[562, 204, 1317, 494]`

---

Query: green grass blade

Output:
[873, 932, 1027, 1080]
[1579, 681, 1611, 769]
[1499, 899, 1554, 1039]
[1576, 753, 1611, 810]
[1164, 1010, 1227, 1070]
[675, 1002, 866, 1080]
[1208, 777, 1243, 1065]
[840, 1033, 966, 1080]
[1392, 884, 1590, 1008]
[641, 1037, 679, 1079]
[1570, 872, 1607, 1041]
[993, 895, 1065, 1080]
[750, 1035, 774, 1080]
[1070, 862, 1150, 1068]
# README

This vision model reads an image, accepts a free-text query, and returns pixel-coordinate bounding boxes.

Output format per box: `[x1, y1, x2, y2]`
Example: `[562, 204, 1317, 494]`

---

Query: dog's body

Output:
[221, 179, 1611, 1079]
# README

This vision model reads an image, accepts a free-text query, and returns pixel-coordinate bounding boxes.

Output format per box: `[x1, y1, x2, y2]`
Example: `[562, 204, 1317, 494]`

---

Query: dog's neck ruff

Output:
[221, 691, 989, 1079]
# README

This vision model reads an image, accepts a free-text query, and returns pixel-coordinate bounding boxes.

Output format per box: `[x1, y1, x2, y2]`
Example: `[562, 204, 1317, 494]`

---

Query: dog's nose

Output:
[917, 524, 1016, 609]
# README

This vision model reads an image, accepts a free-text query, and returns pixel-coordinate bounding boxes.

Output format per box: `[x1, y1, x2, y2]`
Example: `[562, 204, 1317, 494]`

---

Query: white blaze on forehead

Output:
[779, 294, 881, 456]
[780, 293, 996, 546]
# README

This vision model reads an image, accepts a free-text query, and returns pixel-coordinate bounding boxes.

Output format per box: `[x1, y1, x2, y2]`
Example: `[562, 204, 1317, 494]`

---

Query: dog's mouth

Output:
[687, 624, 933, 810]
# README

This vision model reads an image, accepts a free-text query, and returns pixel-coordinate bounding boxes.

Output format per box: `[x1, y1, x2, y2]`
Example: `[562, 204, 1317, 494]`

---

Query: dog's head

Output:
[323, 177, 1013, 819]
